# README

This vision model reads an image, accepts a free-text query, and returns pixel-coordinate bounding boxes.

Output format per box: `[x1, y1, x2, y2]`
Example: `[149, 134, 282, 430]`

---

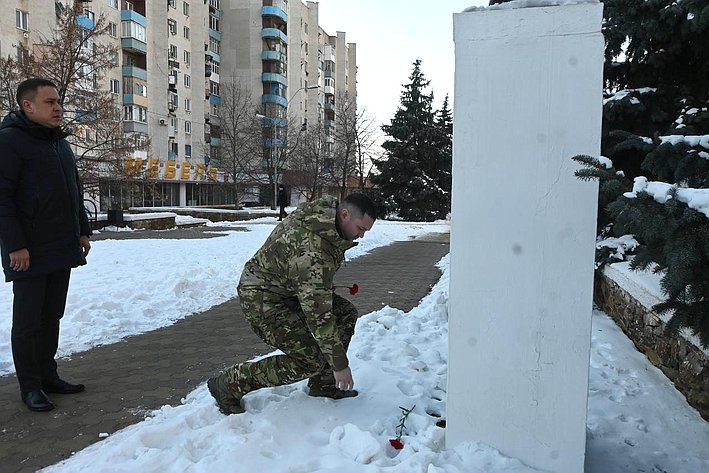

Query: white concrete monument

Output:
[448, 2, 603, 472]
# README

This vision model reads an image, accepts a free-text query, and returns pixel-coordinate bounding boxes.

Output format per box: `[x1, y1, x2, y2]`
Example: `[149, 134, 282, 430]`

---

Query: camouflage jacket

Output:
[239, 195, 357, 371]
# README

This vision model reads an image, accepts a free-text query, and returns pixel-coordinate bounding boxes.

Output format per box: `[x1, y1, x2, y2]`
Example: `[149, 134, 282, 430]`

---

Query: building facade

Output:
[1, 0, 356, 210]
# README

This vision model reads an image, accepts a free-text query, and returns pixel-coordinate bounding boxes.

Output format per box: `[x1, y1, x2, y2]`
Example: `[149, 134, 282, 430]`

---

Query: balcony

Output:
[262, 94, 287, 107]
[121, 38, 147, 54]
[324, 119, 334, 129]
[210, 137, 221, 146]
[123, 94, 148, 108]
[261, 72, 287, 86]
[122, 65, 147, 81]
[324, 70, 334, 78]
[324, 102, 334, 112]
[77, 14, 94, 30]
[261, 50, 286, 62]
[209, 95, 221, 105]
[261, 28, 288, 44]
[121, 9, 146, 27]
[124, 121, 148, 134]
[324, 84, 335, 96]
[261, 6, 287, 22]
[209, 29, 221, 41]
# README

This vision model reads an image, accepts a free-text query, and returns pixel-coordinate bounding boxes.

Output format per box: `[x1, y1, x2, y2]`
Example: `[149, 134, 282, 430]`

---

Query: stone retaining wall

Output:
[594, 273, 709, 421]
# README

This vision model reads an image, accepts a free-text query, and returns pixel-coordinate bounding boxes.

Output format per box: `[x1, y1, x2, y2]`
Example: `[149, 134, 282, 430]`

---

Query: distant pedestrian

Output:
[208, 193, 377, 414]
[0, 78, 92, 412]
[277, 184, 288, 221]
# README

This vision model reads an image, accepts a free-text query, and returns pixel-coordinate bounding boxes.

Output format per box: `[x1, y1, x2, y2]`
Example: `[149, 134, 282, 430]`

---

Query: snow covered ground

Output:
[2, 216, 707, 472]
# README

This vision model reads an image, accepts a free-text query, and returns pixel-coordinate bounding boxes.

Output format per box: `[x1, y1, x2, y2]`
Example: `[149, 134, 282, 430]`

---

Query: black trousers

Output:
[11, 269, 71, 392]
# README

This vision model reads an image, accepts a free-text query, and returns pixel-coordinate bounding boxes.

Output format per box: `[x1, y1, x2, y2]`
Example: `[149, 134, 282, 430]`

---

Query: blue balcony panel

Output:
[77, 15, 94, 30]
[122, 65, 147, 81]
[123, 94, 136, 104]
[261, 28, 288, 44]
[261, 72, 287, 86]
[210, 137, 222, 147]
[324, 102, 334, 111]
[261, 6, 288, 22]
[120, 9, 147, 26]
[263, 138, 285, 148]
[121, 38, 147, 54]
[324, 119, 335, 128]
[209, 94, 221, 105]
[261, 50, 286, 62]
[208, 51, 221, 63]
[324, 70, 334, 78]
[258, 116, 288, 127]
[209, 28, 221, 41]
[210, 8, 221, 20]
[262, 94, 288, 107]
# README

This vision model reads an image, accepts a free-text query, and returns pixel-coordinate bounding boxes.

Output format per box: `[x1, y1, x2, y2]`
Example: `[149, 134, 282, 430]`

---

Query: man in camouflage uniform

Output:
[208, 193, 377, 415]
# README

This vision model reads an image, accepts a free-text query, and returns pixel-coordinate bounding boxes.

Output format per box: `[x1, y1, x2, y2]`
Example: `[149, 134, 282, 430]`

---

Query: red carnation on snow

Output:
[389, 438, 404, 450]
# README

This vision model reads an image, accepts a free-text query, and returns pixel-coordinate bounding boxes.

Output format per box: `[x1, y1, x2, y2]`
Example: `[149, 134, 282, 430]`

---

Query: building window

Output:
[183, 1, 190, 16]
[169, 44, 178, 59]
[209, 15, 219, 31]
[209, 81, 219, 96]
[185, 121, 192, 134]
[123, 105, 147, 123]
[121, 21, 146, 43]
[83, 9, 95, 22]
[185, 144, 192, 158]
[108, 22, 117, 37]
[184, 74, 191, 88]
[168, 0, 176, 8]
[209, 38, 220, 55]
[184, 98, 191, 111]
[183, 26, 190, 39]
[108, 0, 118, 8]
[209, 0, 220, 9]
[211, 62, 220, 74]
[168, 19, 177, 36]
[183, 50, 191, 65]
[110, 79, 120, 94]
[16, 10, 29, 31]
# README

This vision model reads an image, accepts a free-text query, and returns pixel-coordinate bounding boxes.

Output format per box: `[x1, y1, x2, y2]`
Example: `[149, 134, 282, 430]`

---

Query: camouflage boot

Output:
[207, 373, 245, 415]
[308, 385, 359, 399]
[308, 374, 358, 399]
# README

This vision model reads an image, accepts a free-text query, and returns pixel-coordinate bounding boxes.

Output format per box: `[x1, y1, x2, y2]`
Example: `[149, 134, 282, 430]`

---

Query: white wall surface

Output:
[448, 3, 603, 472]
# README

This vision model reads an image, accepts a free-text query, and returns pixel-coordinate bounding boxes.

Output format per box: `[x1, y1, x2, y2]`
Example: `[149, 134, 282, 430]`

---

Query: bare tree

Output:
[330, 91, 379, 198]
[214, 78, 262, 207]
[0, 3, 140, 193]
[286, 123, 330, 202]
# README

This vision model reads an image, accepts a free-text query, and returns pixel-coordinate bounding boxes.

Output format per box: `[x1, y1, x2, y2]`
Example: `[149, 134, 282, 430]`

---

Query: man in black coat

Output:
[277, 184, 288, 221]
[0, 78, 92, 412]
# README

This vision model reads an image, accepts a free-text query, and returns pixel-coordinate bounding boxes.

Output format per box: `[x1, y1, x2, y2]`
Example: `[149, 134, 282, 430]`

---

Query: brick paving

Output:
[0, 228, 449, 473]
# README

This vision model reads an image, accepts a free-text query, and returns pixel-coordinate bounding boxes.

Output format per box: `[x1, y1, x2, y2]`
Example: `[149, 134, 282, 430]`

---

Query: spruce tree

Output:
[372, 60, 451, 221]
[576, 0, 709, 345]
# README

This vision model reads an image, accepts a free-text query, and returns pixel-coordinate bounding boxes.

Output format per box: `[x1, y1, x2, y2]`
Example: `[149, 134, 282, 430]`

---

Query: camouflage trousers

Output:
[222, 287, 358, 398]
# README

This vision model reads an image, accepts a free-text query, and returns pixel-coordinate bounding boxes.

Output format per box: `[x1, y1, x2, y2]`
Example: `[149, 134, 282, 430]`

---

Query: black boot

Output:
[21, 390, 55, 412]
[43, 378, 85, 394]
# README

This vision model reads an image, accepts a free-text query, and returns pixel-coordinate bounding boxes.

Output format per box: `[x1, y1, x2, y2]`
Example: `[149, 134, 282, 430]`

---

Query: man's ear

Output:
[339, 207, 350, 220]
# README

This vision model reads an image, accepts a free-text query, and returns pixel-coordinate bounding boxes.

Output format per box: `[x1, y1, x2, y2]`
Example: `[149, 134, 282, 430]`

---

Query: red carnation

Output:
[349, 283, 359, 296]
[389, 438, 404, 450]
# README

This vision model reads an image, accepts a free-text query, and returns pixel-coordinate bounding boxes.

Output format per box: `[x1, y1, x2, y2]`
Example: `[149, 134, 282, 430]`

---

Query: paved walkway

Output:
[0, 230, 449, 473]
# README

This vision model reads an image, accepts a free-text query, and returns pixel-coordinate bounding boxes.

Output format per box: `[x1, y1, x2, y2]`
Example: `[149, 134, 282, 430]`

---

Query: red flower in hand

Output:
[349, 283, 359, 296]
[389, 438, 404, 450]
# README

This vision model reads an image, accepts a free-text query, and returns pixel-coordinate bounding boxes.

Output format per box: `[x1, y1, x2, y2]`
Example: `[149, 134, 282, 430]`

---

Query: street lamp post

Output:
[257, 84, 318, 210]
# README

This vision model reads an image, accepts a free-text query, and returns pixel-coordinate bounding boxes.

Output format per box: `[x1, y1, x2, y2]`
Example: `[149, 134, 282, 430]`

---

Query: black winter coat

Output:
[0, 111, 92, 282]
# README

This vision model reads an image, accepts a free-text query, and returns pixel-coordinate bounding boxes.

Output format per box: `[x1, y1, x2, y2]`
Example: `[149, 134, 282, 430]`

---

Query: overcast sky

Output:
[316, 0, 488, 130]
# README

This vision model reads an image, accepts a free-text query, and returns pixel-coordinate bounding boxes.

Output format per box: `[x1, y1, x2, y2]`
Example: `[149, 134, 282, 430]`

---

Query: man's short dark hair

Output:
[341, 193, 377, 221]
[16, 78, 57, 108]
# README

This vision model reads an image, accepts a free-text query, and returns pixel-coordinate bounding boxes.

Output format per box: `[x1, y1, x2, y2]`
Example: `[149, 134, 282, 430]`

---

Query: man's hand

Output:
[333, 367, 354, 391]
[79, 235, 91, 258]
[9, 248, 30, 272]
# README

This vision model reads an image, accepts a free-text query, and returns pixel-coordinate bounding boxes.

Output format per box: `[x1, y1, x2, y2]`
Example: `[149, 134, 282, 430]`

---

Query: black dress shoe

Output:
[43, 378, 85, 394]
[21, 389, 55, 412]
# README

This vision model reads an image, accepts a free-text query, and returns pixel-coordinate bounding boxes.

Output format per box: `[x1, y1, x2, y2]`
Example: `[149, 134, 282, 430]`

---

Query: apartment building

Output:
[220, 0, 357, 205]
[1, 0, 355, 209]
